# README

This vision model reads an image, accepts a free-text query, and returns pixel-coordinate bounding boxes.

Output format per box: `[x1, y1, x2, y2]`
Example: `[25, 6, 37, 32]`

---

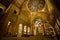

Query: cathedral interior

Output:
[0, 0, 60, 40]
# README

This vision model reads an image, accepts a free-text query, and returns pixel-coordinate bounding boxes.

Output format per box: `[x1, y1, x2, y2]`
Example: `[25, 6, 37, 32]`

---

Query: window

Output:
[0, 8, 3, 14]
[27, 27, 30, 35]
[50, 28, 53, 31]
[24, 25, 27, 34]
[7, 21, 11, 26]
[27, 0, 45, 12]
[18, 24, 23, 33]
[34, 18, 43, 27]
[13, 10, 17, 14]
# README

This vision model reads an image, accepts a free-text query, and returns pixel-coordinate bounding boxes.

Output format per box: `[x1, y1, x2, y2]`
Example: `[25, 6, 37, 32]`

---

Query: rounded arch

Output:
[0, 8, 3, 13]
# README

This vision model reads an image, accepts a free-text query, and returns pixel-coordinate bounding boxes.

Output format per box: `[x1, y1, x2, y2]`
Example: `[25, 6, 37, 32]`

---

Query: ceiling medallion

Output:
[27, 0, 45, 12]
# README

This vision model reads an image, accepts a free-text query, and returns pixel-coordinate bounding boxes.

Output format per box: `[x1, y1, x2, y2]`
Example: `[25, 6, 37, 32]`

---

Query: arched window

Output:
[50, 28, 53, 31]
[34, 18, 43, 27]
[13, 10, 17, 14]
[0, 8, 3, 14]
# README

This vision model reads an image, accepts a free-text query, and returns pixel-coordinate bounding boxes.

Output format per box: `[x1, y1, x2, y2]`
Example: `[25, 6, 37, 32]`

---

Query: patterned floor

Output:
[1, 35, 57, 40]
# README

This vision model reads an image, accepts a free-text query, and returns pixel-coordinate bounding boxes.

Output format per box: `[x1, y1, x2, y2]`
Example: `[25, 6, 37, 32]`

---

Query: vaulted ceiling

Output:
[0, 0, 13, 7]
[0, 0, 60, 10]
